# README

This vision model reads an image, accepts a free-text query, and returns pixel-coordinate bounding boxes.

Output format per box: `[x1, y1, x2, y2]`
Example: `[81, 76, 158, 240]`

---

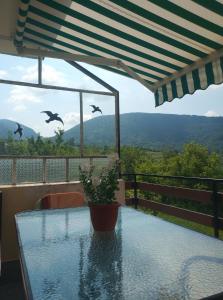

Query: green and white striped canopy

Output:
[15, 0, 223, 106]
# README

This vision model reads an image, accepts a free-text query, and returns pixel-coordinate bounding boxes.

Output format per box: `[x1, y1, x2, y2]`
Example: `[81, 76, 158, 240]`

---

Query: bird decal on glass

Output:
[90, 105, 102, 114]
[14, 123, 23, 138]
[41, 111, 64, 125]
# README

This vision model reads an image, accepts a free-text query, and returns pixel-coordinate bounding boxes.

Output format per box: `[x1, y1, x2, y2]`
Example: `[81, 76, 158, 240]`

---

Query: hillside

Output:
[62, 113, 223, 151]
[0, 119, 38, 139]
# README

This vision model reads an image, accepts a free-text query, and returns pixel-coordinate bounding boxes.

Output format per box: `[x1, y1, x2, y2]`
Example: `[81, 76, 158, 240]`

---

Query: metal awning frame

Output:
[0, 52, 121, 158]
[16, 45, 223, 92]
[5, 0, 222, 107]
[17, 47, 154, 91]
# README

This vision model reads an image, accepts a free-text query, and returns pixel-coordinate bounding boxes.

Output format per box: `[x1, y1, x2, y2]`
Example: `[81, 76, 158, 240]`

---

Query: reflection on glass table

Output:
[15, 207, 223, 300]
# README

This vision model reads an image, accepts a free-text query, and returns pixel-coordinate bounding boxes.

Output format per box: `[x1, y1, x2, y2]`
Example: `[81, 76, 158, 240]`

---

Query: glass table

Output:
[15, 207, 223, 300]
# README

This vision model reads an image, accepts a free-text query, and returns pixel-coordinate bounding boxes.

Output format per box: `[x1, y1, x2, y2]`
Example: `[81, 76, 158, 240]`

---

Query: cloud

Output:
[204, 110, 220, 117]
[8, 85, 43, 111]
[22, 64, 67, 86]
[13, 104, 27, 112]
[32, 121, 64, 137]
[0, 69, 7, 78]
[63, 112, 92, 128]
[11, 65, 26, 72]
[7, 63, 67, 111]
[74, 74, 105, 91]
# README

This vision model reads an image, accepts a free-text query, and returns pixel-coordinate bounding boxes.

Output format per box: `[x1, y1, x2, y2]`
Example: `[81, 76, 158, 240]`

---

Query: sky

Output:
[0, 53, 222, 137]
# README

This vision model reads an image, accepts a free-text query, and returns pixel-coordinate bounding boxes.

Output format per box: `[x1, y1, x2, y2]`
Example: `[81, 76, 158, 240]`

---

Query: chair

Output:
[41, 192, 85, 209]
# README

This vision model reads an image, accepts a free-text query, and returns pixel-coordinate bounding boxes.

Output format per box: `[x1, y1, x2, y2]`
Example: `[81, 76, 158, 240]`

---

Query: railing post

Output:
[43, 158, 47, 183]
[212, 180, 219, 238]
[79, 92, 84, 158]
[89, 157, 93, 169]
[66, 158, 69, 182]
[12, 158, 17, 185]
[133, 174, 138, 209]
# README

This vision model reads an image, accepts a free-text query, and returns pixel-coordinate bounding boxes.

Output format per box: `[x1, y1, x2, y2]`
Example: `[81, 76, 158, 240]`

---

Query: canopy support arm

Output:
[17, 47, 122, 67]
[118, 61, 154, 92]
[66, 61, 118, 94]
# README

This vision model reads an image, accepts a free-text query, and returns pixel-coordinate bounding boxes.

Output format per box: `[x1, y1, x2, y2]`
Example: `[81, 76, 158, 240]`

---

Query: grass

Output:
[137, 206, 223, 240]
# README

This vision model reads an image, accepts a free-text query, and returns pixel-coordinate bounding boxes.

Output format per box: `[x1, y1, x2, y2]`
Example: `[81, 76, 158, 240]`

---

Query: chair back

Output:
[41, 192, 84, 209]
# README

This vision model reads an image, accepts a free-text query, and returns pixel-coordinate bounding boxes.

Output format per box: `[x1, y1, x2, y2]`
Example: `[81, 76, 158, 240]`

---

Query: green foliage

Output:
[0, 133, 81, 156]
[121, 146, 145, 174]
[164, 143, 222, 178]
[1, 131, 223, 217]
[121, 143, 223, 217]
[54, 128, 64, 147]
[79, 160, 119, 204]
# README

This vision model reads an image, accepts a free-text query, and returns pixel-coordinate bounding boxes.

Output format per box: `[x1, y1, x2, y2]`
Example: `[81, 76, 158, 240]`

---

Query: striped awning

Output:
[15, 0, 223, 106]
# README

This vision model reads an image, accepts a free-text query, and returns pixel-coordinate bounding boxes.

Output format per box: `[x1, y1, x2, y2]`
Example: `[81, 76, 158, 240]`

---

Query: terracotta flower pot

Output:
[88, 202, 120, 231]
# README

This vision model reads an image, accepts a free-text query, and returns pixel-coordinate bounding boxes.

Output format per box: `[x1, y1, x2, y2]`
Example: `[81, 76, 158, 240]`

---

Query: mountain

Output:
[0, 119, 38, 139]
[62, 113, 223, 151]
[1, 113, 223, 151]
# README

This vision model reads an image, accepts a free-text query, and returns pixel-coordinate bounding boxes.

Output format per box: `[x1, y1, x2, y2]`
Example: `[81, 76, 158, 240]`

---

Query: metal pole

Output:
[0, 79, 113, 96]
[12, 158, 17, 185]
[79, 92, 84, 158]
[43, 158, 47, 183]
[114, 91, 121, 159]
[38, 57, 42, 85]
[65, 158, 69, 182]
[212, 180, 219, 238]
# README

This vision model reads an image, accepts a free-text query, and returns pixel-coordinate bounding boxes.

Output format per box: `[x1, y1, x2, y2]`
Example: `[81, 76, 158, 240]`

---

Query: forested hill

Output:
[63, 113, 223, 151]
[0, 119, 38, 139]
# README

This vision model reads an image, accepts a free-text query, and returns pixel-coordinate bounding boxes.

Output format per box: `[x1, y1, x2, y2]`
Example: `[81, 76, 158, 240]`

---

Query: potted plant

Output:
[79, 157, 120, 231]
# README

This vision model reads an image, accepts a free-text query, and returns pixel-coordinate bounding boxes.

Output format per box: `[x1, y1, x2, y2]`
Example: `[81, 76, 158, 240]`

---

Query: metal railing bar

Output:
[122, 173, 223, 183]
[0, 79, 114, 96]
[0, 155, 108, 159]
[0, 156, 110, 186]
[42, 158, 47, 184]
[65, 158, 69, 183]
[212, 181, 220, 238]
[12, 158, 16, 185]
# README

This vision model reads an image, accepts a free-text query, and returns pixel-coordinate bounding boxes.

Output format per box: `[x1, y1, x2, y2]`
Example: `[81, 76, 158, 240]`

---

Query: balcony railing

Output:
[0, 155, 109, 185]
[122, 173, 223, 238]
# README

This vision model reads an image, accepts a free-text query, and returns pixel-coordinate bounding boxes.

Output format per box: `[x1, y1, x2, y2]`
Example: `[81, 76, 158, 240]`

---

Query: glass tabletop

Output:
[15, 207, 223, 300]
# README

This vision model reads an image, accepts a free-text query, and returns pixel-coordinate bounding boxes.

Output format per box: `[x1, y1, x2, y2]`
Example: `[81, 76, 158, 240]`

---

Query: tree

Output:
[54, 128, 64, 147]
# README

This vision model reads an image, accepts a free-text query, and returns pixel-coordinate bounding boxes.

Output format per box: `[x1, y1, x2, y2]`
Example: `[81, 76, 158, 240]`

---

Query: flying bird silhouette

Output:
[41, 111, 64, 125]
[14, 123, 23, 138]
[90, 105, 102, 114]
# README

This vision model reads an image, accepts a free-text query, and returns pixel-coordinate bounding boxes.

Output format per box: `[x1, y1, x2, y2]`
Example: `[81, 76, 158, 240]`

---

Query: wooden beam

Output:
[125, 181, 212, 204]
[126, 198, 223, 228]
